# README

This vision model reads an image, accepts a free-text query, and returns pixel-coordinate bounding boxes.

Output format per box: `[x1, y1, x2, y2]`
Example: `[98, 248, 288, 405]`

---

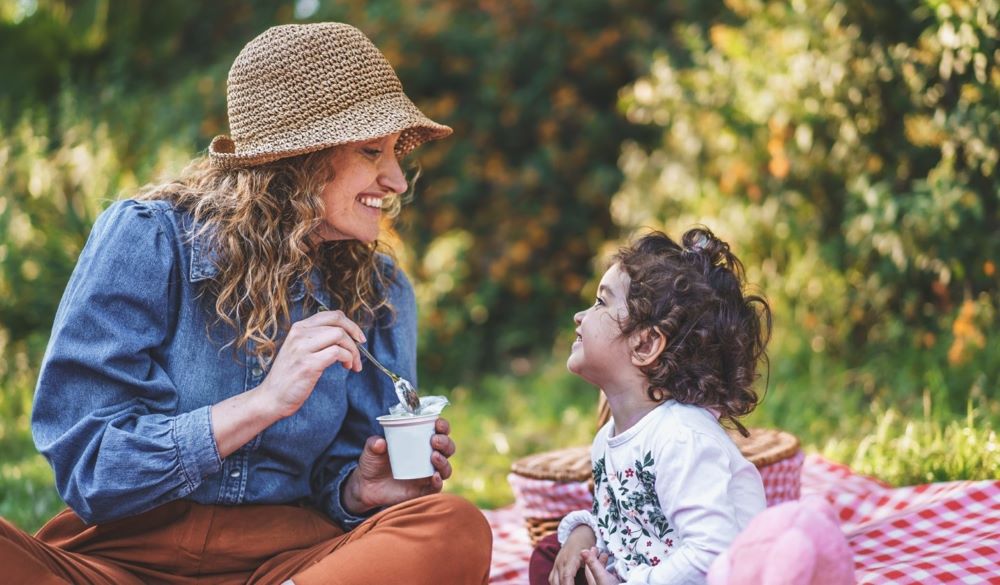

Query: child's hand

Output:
[550, 526, 596, 585]
[580, 547, 620, 585]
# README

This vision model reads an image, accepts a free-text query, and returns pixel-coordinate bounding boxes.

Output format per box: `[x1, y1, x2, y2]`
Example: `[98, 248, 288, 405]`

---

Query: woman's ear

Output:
[631, 326, 667, 367]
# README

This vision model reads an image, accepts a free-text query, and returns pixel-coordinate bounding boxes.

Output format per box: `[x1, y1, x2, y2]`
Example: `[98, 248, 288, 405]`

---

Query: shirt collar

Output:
[188, 222, 220, 283]
[187, 222, 332, 308]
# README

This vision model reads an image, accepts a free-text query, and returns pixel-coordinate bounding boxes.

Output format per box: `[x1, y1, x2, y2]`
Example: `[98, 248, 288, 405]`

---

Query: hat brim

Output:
[208, 92, 452, 169]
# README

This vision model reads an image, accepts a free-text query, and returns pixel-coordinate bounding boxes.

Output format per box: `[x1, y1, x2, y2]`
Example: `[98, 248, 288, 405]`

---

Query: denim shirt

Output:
[31, 199, 416, 528]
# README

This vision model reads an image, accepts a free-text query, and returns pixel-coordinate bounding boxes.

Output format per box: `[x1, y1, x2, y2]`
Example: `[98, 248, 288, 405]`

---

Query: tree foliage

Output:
[1, 0, 734, 385]
[1, 0, 996, 397]
[312, 0, 735, 380]
[614, 0, 998, 411]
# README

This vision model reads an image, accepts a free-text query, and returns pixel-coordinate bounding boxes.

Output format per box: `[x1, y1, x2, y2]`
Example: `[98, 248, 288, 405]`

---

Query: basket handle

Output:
[597, 392, 611, 429]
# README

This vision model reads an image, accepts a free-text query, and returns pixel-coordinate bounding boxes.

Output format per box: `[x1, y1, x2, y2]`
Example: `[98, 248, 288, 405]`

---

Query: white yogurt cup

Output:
[376, 411, 440, 480]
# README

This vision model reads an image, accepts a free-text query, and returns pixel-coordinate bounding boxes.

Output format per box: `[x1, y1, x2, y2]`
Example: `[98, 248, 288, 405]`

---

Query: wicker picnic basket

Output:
[508, 395, 802, 546]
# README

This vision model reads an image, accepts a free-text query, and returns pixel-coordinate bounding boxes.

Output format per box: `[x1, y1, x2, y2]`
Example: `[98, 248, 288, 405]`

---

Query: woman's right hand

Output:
[550, 525, 598, 585]
[211, 309, 366, 460]
[259, 309, 366, 418]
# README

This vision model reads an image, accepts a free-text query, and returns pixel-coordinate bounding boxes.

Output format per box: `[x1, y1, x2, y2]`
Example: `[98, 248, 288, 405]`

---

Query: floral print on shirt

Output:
[593, 451, 675, 568]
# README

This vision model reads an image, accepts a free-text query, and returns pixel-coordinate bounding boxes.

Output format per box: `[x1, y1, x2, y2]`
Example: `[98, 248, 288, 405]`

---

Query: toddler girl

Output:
[531, 228, 772, 585]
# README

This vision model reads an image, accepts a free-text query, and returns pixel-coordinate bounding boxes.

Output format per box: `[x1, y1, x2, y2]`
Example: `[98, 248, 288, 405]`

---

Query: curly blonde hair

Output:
[136, 148, 403, 364]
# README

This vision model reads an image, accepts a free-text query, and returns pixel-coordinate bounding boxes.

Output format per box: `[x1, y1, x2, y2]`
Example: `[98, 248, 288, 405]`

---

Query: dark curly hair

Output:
[613, 227, 772, 436]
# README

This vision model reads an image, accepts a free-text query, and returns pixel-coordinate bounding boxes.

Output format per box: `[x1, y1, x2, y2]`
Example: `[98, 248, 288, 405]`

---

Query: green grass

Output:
[0, 378, 62, 534]
[2, 346, 998, 533]
[440, 360, 598, 509]
[822, 403, 1000, 486]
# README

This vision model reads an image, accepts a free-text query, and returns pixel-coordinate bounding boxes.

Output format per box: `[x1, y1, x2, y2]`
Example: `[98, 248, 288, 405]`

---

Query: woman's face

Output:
[314, 132, 407, 243]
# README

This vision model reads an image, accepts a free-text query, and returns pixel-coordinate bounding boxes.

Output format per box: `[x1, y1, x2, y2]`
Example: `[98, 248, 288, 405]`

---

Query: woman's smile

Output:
[317, 133, 406, 243]
[357, 194, 385, 210]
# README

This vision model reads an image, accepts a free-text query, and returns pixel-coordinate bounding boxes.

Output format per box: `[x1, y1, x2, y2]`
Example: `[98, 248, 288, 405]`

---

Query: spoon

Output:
[315, 302, 420, 414]
[355, 344, 421, 414]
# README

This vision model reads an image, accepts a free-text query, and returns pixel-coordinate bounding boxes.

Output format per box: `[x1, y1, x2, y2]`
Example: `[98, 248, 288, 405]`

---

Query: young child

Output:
[530, 228, 773, 585]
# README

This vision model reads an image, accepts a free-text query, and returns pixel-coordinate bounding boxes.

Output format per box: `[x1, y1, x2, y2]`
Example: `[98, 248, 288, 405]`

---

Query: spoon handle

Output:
[315, 302, 397, 379]
[356, 343, 400, 382]
[315, 302, 417, 412]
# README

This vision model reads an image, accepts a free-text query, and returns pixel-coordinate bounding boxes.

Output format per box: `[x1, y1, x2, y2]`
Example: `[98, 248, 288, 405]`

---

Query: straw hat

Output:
[208, 22, 452, 169]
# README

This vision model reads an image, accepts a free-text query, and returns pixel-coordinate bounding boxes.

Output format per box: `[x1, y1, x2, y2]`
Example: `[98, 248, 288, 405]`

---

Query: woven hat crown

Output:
[209, 22, 451, 168]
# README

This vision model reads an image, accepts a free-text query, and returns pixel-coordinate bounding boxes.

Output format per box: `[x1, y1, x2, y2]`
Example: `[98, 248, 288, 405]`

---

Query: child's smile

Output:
[567, 263, 633, 387]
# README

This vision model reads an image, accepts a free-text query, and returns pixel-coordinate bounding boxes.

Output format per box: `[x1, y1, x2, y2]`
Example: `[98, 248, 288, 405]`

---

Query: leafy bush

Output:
[316, 0, 734, 382]
[1, 0, 742, 385]
[613, 0, 998, 418]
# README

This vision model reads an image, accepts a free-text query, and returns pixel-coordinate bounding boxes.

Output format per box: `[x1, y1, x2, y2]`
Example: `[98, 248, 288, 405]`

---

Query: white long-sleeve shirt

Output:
[557, 400, 765, 584]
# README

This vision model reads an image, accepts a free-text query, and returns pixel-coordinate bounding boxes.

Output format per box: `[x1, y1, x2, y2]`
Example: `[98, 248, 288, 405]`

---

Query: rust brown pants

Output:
[0, 493, 492, 585]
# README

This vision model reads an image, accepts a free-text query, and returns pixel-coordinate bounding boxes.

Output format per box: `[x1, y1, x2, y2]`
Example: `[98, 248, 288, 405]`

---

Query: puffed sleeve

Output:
[31, 200, 222, 524]
[625, 429, 744, 585]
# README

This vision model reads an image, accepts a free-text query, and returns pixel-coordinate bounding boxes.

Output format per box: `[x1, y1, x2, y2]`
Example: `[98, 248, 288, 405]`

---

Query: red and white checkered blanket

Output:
[484, 454, 1000, 584]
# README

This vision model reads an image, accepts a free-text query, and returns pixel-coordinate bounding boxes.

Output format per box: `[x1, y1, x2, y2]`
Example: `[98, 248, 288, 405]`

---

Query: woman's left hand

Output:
[342, 417, 455, 514]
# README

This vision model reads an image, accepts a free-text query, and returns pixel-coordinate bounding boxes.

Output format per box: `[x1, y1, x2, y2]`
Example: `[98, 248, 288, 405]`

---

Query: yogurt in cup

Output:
[377, 396, 449, 480]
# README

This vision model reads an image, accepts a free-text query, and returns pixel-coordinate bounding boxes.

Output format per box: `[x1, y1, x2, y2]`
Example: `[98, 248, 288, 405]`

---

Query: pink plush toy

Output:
[707, 497, 855, 585]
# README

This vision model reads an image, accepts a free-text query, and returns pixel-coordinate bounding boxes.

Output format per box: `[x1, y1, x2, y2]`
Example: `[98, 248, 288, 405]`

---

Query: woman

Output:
[0, 22, 492, 584]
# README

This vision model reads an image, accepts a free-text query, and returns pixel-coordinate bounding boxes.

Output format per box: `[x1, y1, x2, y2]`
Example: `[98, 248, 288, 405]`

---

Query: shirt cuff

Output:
[622, 565, 652, 584]
[171, 405, 222, 490]
[330, 462, 381, 530]
[557, 510, 601, 545]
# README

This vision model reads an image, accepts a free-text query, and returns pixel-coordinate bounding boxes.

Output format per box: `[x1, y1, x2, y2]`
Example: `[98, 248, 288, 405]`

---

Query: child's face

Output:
[568, 263, 633, 386]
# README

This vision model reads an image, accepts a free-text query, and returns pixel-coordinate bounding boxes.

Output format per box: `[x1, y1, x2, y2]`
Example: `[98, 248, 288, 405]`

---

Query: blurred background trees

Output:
[1, 0, 997, 529]
[613, 0, 998, 427]
[1, 0, 736, 383]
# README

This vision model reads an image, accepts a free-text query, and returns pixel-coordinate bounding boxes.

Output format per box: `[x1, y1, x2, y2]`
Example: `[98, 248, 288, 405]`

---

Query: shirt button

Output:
[251, 366, 263, 377]
[230, 469, 241, 478]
